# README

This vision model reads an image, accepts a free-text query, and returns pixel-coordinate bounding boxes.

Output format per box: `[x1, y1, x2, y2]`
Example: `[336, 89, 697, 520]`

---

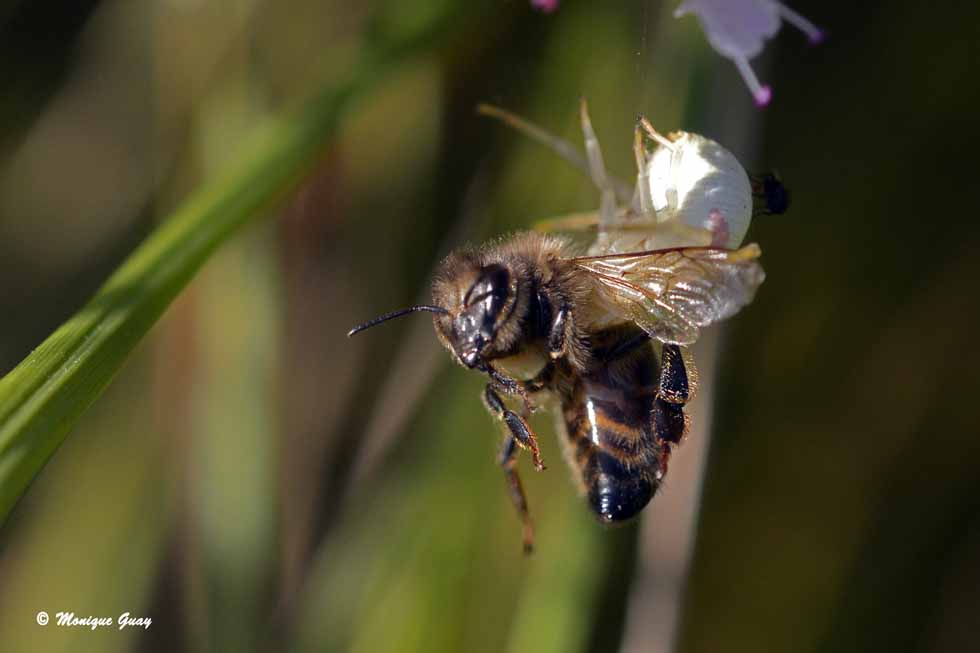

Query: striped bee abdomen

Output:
[559, 326, 667, 524]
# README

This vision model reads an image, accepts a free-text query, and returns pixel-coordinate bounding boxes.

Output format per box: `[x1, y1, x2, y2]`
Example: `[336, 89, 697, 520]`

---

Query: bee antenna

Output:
[346, 305, 448, 337]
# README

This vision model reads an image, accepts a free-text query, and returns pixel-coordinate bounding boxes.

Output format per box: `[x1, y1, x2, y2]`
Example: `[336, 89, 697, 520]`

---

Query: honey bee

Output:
[348, 101, 778, 552]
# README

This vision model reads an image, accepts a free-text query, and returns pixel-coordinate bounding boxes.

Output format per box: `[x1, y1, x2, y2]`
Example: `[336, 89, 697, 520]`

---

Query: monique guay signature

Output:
[54, 611, 151, 631]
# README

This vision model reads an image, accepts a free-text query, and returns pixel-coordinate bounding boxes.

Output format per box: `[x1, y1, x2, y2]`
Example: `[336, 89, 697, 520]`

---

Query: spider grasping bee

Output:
[349, 101, 786, 552]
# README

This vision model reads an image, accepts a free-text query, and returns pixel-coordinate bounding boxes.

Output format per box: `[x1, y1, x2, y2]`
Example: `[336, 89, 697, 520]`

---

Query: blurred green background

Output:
[1, 1, 978, 652]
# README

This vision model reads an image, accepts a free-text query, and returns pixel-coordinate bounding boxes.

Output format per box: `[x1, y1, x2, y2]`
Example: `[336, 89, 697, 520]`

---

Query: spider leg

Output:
[633, 123, 654, 215]
[477, 103, 632, 203]
[638, 115, 675, 150]
[639, 116, 680, 211]
[579, 98, 620, 226]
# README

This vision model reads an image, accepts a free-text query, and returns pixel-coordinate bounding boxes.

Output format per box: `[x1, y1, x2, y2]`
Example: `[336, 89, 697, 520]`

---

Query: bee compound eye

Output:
[466, 265, 510, 310]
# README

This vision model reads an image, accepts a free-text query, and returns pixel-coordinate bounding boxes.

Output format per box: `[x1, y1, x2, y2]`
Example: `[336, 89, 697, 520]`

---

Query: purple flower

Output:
[531, 0, 559, 14]
[674, 0, 824, 107]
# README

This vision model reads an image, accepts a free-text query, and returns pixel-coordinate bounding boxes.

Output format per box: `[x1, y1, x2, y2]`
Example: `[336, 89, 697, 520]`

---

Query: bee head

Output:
[431, 251, 523, 370]
[448, 263, 513, 367]
[348, 247, 526, 372]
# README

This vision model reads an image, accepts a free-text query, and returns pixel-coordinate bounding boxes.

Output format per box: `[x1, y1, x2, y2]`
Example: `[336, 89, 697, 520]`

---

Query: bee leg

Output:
[486, 364, 535, 415]
[658, 344, 690, 405]
[547, 304, 569, 359]
[579, 98, 618, 225]
[544, 301, 586, 370]
[499, 433, 535, 554]
[653, 397, 687, 446]
[483, 384, 545, 471]
[652, 344, 692, 477]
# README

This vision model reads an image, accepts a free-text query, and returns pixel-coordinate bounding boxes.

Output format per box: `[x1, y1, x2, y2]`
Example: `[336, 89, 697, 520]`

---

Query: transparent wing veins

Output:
[571, 244, 765, 345]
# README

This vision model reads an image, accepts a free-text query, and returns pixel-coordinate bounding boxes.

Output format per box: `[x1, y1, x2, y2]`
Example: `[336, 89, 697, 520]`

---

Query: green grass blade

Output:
[0, 7, 457, 524]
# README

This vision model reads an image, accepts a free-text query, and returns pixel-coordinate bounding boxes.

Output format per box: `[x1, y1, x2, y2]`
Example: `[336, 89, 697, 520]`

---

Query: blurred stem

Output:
[0, 1, 470, 525]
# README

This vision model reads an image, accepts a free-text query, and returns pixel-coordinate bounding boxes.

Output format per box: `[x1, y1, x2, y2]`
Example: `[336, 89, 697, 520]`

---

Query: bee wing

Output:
[571, 244, 765, 345]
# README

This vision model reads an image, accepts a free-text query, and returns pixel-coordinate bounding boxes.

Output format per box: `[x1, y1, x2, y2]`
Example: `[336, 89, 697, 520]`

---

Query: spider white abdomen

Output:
[646, 132, 753, 249]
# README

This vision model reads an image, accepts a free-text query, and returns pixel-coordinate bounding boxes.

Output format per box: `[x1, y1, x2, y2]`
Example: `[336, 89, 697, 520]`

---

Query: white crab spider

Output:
[479, 101, 777, 254]
[629, 116, 754, 251]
